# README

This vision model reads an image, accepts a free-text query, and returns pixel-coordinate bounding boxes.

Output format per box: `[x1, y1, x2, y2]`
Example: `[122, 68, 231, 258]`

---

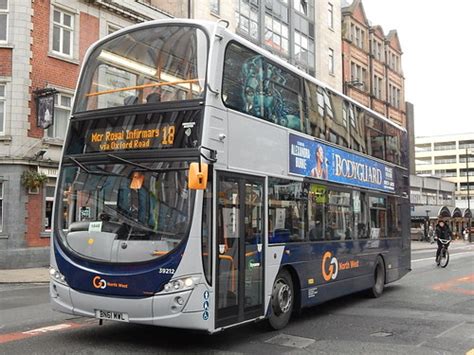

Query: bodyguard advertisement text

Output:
[289, 134, 394, 192]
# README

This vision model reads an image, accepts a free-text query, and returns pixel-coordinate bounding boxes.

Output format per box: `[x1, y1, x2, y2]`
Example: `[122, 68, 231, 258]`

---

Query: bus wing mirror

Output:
[188, 162, 208, 190]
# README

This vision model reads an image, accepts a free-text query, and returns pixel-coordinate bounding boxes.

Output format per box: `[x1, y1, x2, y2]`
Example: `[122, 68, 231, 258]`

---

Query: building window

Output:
[107, 23, 121, 35]
[460, 154, 474, 164]
[434, 156, 456, 165]
[210, 0, 220, 14]
[435, 169, 457, 177]
[44, 184, 55, 231]
[415, 158, 431, 166]
[328, 2, 334, 29]
[0, 0, 8, 42]
[265, 14, 289, 56]
[236, 0, 259, 40]
[52, 8, 74, 57]
[47, 92, 72, 139]
[388, 84, 400, 108]
[350, 24, 365, 50]
[388, 51, 399, 72]
[328, 48, 334, 74]
[373, 75, 382, 99]
[0, 84, 5, 134]
[459, 140, 474, 150]
[350, 62, 366, 88]
[371, 39, 383, 61]
[294, 30, 314, 69]
[434, 142, 456, 151]
[294, 0, 308, 15]
[415, 144, 431, 152]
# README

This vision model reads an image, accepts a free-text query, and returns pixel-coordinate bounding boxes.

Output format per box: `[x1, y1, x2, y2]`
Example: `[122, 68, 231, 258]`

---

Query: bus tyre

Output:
[368, 257, 385, 298]
[268, 269, 293, 330]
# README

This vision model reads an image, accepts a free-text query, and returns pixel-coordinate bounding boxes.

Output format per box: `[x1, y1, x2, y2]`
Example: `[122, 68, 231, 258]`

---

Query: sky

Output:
[359, 0, 474, 138]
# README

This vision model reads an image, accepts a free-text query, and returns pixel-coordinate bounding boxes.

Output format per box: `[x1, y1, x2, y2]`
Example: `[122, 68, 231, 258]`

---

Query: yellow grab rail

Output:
[85, 78, 202, 97]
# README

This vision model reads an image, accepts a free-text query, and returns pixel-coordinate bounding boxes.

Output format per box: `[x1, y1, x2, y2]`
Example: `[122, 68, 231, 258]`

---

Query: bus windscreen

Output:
[74, 25, 208, 113]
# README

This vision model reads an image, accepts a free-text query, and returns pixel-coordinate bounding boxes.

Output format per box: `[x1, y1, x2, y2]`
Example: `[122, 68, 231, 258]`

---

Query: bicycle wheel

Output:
[439, 248, 449, 268]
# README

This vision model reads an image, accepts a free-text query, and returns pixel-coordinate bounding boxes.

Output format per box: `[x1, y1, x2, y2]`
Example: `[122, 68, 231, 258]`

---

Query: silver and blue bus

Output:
[50, 19, 411, 332]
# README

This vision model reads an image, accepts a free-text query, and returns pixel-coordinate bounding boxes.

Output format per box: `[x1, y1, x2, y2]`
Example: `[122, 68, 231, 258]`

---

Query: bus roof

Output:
[82, 18, 406, 133]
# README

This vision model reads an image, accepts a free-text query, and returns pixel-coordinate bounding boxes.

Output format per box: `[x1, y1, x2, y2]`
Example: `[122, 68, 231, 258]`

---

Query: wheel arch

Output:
[376, 253, 387, 285]
[280, 264, 302, 313]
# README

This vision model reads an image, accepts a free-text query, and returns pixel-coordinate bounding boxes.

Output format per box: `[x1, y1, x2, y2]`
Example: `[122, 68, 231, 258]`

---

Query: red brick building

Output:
[341, 0, 406, 128]
[0, 0, 168, 268]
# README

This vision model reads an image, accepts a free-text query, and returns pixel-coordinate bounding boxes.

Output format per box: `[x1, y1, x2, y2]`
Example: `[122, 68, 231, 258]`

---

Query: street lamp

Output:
[345, 79, 364, 88]
[343, 80, 364, 95]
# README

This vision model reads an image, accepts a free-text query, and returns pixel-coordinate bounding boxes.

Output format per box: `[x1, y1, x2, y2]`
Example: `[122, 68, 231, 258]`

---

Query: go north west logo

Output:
[321, 252, 360, 282]
[92, 276, 128, 289]
[322, 251, 339, 281]
[92, 276, 107, 289]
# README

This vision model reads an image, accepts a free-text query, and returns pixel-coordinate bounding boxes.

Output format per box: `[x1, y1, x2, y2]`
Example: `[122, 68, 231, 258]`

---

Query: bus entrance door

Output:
[215, 173, 264, 328]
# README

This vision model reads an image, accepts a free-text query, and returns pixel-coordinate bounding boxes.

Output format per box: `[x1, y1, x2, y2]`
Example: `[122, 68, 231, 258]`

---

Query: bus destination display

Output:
[87, 125, 176, 152]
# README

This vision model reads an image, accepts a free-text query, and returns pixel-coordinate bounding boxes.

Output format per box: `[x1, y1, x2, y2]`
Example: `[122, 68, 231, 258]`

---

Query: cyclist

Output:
[434, 220, 452, 261]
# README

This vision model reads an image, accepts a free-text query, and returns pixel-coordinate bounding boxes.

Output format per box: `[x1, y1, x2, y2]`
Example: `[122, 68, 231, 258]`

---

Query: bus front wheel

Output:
[268, 269, 293, 330]
[367, 257, 385, 298]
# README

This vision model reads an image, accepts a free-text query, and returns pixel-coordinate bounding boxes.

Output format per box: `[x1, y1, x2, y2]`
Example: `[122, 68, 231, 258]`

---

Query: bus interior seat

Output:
[124, 95, 139, 105]
[146, 92, 161, 103]
[272, 229, 291, 243]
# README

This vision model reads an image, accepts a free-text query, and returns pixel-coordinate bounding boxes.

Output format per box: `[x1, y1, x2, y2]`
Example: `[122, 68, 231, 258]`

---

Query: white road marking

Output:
[434, 321, 465, 339]
[22, 323, 72, 335]
[412, 251, 474, 263]
[415, 322, 466, 348]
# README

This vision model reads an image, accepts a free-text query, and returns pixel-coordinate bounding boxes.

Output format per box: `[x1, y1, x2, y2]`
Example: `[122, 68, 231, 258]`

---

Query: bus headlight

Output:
[49, 267, 68, 286]
[161, 276, 199, 294]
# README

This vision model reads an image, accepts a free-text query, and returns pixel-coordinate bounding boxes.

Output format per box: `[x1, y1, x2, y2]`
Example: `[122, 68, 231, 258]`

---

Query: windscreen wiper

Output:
[107, 154, 188, 172]
[103, 204, 178, 236]
[68, 157, 121, 176]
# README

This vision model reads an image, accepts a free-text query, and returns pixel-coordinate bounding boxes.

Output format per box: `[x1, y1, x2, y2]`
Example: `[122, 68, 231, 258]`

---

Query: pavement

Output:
[0, 240, 471, 284]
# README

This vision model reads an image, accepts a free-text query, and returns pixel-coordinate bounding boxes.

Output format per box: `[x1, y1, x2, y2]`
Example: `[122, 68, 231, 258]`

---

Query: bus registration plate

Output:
[95, 309, 129, 322]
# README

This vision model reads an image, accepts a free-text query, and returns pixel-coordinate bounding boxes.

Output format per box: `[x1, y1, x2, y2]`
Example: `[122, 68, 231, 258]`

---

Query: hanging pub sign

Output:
[34, 88, 58, 129]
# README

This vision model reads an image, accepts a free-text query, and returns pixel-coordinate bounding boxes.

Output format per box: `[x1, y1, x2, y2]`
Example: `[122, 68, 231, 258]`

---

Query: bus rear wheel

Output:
[367, 257, 385, 298]
[268, 269, 293, 330]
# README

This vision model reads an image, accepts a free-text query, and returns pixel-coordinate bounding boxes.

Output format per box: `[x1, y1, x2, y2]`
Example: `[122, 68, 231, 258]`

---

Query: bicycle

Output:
[435, 238, 450, 268]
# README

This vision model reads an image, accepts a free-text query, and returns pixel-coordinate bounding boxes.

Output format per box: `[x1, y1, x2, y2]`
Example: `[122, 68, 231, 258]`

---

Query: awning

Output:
[411, 205, 452, 219]
[464, 208, 472, 219]
[438, 206, 451, 218]
[411, 206, 472, 220]
[452, 207, 462, 218]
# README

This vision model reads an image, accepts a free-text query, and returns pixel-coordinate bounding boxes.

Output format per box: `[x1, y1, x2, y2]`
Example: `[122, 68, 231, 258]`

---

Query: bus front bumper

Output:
[50, 280, 213, 331]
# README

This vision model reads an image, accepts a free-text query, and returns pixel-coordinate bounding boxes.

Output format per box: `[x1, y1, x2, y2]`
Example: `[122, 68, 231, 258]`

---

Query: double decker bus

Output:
[50, 19, 410, 332]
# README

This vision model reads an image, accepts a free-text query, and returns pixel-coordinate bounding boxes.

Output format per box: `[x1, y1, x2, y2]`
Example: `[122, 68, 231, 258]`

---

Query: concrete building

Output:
[155, 0, 343, 90]
[341, 0, 406, 128]
[405, 102, 416, 174]
[0, 0, 169, 268]
[410, 174, 472, 240]
[410, 175, 453, 238]
[415, 133, 474, 211]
